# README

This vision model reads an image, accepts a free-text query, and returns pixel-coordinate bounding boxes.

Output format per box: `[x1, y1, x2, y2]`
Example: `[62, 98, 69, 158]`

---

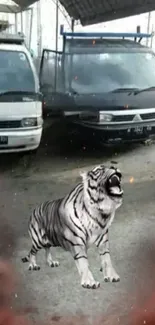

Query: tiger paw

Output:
[101, 266, 120, 282]
[49, 261, 60, 268]
[29, 264, 40, 271]
[81, 271, 100, 289]
[82, 280, 100, 289]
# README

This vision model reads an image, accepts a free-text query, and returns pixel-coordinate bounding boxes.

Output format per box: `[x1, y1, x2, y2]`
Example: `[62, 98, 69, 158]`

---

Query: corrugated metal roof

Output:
[0, 3, 20, 13]
[14, 0, 36, 8]
[14, 0, 155, 26]
[58, 0, 155, 26]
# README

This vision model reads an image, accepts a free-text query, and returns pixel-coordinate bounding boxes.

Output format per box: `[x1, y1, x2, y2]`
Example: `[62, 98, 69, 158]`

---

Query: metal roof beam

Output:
[60, 25, 152, 39]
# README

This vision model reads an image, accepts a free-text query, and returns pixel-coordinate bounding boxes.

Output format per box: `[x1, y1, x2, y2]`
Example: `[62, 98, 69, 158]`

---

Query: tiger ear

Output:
[116, 169, 122, 178]
[110, 166, 116, 170]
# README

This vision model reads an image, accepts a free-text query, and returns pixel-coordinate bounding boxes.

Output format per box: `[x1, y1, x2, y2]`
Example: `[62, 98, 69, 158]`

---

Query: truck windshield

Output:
[65, 51, 155, 94]
[0, 50, 35, 93]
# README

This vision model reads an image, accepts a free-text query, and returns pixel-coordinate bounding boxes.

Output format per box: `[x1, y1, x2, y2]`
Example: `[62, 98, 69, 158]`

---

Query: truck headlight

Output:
[99, 113, 112, 122]
[21, 118, 37, 127]
[21, 117, 43, 127]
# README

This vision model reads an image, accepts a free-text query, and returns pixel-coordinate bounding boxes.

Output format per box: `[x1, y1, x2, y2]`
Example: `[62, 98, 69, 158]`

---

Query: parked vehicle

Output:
[39, 27, 155, 144]
[0, 33, 43, 153]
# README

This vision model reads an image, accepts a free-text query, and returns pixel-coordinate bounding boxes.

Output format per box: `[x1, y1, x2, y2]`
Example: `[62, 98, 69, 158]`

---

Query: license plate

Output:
[0, 136, 8, 145]
[134, 126, 143, 134]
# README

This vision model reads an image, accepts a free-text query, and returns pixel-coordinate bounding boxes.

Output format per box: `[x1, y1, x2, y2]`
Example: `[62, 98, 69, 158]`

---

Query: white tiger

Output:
[22, 164, 123, 289]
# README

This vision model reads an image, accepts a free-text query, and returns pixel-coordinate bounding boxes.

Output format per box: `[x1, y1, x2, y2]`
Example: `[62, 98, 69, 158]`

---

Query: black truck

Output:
[39, 27, 155, 144]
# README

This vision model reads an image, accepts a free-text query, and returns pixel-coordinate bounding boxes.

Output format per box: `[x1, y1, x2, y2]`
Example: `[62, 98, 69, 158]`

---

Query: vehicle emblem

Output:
[133, 114, 142, 122]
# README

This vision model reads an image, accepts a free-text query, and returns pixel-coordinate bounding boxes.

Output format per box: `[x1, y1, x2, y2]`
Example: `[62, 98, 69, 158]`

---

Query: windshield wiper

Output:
[0, 90, 41, 97]
[134, 86, 155, 95]
[111, 87, 140, 93]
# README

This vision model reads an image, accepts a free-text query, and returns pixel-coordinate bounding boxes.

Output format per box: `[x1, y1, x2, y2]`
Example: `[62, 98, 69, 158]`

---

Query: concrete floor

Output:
[0, 123, 155, 321]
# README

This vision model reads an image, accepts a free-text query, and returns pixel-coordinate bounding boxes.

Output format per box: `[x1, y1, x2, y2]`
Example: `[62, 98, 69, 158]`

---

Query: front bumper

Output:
[0, 127, 42, 153]
[75, 120, 155, 143]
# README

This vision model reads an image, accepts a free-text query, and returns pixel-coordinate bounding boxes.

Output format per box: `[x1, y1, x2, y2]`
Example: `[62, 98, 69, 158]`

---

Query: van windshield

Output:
[65, 51, 155, 94]
[0, 50, 35, 93]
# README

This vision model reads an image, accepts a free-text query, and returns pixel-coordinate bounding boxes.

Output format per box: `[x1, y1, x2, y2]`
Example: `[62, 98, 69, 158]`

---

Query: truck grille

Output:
[113, 115, 135, 122]
[140, 112, 155, 120]
[113, 112, 155, 122]
[0, 120, 21, 128]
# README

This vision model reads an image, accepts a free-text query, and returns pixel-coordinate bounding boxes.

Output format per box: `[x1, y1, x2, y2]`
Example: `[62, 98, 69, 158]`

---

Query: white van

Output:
[0, 33, 43, 153]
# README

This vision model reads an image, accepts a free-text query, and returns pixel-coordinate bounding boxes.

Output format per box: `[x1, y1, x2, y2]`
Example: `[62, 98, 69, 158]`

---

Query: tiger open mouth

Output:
[106, 173, 123, 198]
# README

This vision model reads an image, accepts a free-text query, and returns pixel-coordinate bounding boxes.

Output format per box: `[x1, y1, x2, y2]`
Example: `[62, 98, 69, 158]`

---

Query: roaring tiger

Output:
[22, 164, 123, 289]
